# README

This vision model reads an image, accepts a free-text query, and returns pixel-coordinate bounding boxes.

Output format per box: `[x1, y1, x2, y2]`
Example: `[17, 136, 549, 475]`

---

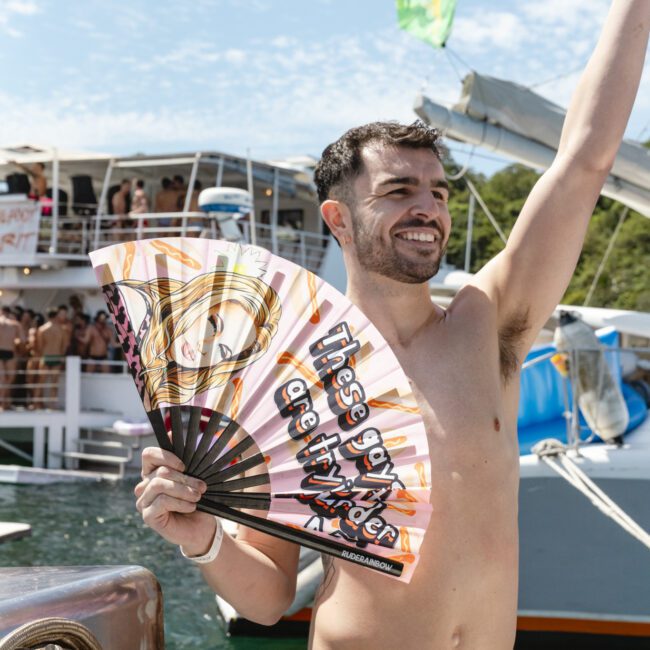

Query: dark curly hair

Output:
[314, 120, 443, 206]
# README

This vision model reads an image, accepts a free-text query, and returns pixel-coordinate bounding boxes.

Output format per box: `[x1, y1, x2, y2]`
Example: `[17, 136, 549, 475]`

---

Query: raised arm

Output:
[9, 161, 34, 177]
[473, 0, 649, 360]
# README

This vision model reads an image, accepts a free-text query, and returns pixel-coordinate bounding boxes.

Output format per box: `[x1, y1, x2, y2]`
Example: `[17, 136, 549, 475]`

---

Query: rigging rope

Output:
[0, 617, 103, 650]
[446, 145, 475, 181]
[444, 46, 474, 77]
[464, 178, 508, 244]
[583, 206, 629, 307]
[528, 63, 585, 90]
[532, 439, 650, 551]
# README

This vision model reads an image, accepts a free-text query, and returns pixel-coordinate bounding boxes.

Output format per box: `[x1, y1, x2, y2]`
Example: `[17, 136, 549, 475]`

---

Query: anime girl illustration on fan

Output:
[103, 267, 282, 410]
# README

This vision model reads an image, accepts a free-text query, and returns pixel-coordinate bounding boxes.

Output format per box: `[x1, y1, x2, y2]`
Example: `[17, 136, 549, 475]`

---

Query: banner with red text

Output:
[0, 197, 40, 260]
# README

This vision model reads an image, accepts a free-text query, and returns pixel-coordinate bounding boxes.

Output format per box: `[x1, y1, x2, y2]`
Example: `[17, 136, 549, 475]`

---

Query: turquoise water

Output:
[0, 479, 307, 650]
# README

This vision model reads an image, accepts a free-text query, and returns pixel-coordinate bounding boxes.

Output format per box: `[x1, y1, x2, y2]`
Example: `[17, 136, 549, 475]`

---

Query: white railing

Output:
[87, 213, 329, 273]
[36, 214, 91, 258]
[0, 357, 129, 412]
[90, 212, 210, 250]
[0, 357, 139, 468]
[32, 209, 330, 275]
[239, 221, 329, 274]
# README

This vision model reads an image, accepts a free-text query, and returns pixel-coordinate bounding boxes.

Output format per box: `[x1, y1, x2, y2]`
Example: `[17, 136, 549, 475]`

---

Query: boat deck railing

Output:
[33, 210, 329, 274]
[0, 357, 132, 469]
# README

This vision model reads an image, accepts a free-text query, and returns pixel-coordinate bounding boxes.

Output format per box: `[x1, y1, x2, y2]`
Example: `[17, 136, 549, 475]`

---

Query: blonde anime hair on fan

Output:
[117, 271, 281, 408]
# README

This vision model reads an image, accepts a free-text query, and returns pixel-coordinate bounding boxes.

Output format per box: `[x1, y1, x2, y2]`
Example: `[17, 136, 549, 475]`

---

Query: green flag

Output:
[396, 0, 457, 48]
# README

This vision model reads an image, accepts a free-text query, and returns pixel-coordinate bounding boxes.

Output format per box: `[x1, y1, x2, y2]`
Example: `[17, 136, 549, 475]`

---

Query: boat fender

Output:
[553, 311, 629, 443]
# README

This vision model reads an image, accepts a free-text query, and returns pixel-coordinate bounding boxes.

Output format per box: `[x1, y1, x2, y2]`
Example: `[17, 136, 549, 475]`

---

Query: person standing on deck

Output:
[112, 179, 133, 240]
[133, 3, 649, 649]
[0, 307, 21, 410]
[86, 311, 115, 373]
[8, 161, 47, 199]
[37, 306, 70, 409]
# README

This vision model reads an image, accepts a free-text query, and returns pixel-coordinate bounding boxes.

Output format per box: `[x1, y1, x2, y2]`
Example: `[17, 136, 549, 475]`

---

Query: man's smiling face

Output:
[347, 144, 451, 284]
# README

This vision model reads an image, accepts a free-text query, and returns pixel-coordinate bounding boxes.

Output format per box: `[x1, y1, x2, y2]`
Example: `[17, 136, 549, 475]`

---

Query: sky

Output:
[1, 0, 649, 174]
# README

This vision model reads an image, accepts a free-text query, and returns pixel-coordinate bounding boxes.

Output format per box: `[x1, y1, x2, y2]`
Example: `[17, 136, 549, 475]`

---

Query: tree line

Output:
[443, 142, 650, 312]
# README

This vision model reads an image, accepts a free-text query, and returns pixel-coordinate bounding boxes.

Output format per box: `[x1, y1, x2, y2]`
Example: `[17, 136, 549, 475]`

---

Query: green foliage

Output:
[444, 160, 650, 310]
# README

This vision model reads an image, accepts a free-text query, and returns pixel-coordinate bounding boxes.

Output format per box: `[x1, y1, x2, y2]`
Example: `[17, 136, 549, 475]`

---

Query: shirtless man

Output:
[134, 4, 649, 648]
[26, 313, 44, 409]
[86, 311, 115, 373]
[112, 179, 132, 239]
[9, 161, 47, 198]
[154, 178, 177, 212]
[154, 178, 178, 230]
[0, 307, 21, 410]
[37, 306, 70, 408]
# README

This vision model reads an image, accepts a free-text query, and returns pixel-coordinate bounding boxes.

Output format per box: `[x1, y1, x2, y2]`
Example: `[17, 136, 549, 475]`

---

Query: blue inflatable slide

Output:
[518, 327, 648, 455]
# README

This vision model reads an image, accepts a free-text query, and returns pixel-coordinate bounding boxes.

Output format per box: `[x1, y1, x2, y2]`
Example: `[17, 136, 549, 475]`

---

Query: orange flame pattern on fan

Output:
[400, 527, 411, 553]
[415, 462, 427, 488]
[277, 351, 323, 389]
[395, 488, 419, 503]
[307, 272, 320, 324]
[123, 241, 135, 279]
[387, 502, 416, 516]
[151, 239, 202, 270]
[367, 399, 420, 415]
[384, 436, 407, 449]
[229, 377, 243, 422]
[222, 379, 245, 452]
[388, 553, 416, 564]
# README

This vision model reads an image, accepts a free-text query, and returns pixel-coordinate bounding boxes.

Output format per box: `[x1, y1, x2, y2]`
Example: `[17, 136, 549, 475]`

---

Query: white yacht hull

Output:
[517, 418, 650, 643]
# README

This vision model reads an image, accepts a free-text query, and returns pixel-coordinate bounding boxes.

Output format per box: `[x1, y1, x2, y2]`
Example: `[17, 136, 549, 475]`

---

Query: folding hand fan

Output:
[89, 238, 432, 581]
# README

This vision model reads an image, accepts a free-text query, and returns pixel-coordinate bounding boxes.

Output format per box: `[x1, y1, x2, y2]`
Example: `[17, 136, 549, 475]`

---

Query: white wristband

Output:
[180, 517, 224, 564]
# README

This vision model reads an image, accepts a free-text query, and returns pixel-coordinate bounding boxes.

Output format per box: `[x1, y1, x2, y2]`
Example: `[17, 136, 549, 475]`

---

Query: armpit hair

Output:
[498, 309, 531, 382]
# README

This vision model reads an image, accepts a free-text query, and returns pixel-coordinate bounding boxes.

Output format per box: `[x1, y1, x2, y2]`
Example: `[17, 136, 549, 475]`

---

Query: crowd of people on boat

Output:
[4, 162, 205, 232]
[109, 175, 204, 237]
[110, 175, 202, 217]
[0, 299, 120, 411]
[5, 161, 202, 215]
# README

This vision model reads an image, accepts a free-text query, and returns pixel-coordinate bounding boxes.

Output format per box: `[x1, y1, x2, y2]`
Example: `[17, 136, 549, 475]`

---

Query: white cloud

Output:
[4, 0, 40, 15]
[0, 0, 647, 165]
[270, 35, 294, 49]
[0, 0, 39, 36]
[224, 49, 247, 65]
[522, 0, 608, 26]
[153, 41, 222, 67]
[451, 12, 528, 53]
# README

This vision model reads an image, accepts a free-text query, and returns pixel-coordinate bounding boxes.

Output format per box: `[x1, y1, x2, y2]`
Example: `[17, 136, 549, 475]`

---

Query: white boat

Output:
[0, 145, 337, 646]
[0, 144, 337, 479]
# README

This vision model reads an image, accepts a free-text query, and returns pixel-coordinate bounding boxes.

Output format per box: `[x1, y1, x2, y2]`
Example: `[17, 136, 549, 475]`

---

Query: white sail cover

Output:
[452, 72, 650, 190]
